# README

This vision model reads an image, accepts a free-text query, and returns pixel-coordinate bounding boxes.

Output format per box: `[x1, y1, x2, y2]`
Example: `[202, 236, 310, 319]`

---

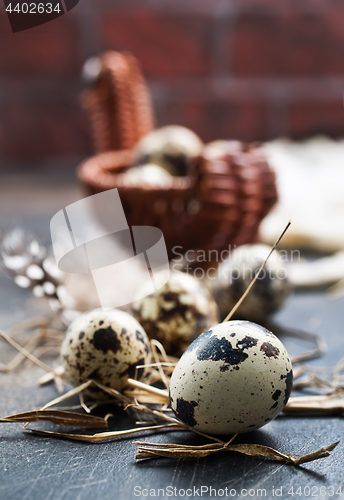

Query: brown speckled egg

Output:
[60, 309, 151, 397]
[212, 244, 292, 321]
[132, 271, 219, 354]
[169, 320, 293, 435]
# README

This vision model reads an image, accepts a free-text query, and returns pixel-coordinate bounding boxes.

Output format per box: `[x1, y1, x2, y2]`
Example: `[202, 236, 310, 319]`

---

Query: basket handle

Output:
[82, 51, 155, 154]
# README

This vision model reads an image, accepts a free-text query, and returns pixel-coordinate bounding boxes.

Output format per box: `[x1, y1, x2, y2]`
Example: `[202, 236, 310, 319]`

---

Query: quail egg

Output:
[169, 320, 293, 435]
[60, 308, 151, 397]
[133, 125, 203, 176]
[132, 271, 219, 354]
[123, 164, 173, 187]
[212, 244, 292, 321]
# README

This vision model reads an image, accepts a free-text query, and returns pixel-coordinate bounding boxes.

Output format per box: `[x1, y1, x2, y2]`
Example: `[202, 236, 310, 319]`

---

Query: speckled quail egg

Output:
[169, 320, 293, 435]
[212, 244, 292, 321]
[133, 125, 203, 177]
[123, 164, 173, 187]
[132, 271, 219, 354]
[60, 308, 151, 397]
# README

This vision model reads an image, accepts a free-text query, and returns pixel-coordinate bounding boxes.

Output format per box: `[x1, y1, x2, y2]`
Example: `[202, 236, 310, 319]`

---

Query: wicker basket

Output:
[78, 51, 277, 260]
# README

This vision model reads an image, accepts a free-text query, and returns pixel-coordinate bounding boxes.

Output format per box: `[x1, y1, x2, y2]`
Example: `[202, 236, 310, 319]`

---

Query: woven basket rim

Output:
[77, 153, 196, 192]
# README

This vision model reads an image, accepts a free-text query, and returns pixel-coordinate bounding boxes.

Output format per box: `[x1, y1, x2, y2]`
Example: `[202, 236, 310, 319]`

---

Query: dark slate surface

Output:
[0, 211, 343, 500]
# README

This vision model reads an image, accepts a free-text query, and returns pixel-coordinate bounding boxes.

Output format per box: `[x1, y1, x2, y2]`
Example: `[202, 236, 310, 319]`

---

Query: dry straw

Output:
[0, 222, 341, 466]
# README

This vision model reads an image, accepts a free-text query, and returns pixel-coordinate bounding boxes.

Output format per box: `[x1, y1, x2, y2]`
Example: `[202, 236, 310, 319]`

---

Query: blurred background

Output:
[1, 0, 344, 173]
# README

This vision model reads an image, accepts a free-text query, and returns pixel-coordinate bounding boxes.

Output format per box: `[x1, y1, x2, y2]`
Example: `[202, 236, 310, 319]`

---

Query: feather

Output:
[0, 228, 69, 311]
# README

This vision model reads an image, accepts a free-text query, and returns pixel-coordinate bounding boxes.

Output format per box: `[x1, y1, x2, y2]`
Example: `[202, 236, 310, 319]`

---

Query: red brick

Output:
[288, 100, 344, 138]
[99, 8, 212, 77]
[155, 96, 269, 143]
[0, 13, 80, 74]
[0, 87, 89, 161]
[231, 9, 344, 76]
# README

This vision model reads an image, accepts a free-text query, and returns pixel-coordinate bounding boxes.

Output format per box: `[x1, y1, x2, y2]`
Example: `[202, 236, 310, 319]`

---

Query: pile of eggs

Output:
[122, 125, 203, 186]
[61, 263, 293, 434]
[60, 132, 293, 434]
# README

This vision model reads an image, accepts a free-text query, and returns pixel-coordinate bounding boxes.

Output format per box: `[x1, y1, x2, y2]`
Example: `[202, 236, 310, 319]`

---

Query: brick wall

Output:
[1, 0, 344, 166]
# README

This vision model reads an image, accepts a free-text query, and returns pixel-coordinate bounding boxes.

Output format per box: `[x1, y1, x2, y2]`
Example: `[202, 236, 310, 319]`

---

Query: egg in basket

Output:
[77, 51, 277, 261]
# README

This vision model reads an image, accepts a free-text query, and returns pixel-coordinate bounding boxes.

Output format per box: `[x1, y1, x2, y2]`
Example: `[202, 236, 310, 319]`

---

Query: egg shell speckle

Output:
[132, 271, 219, 354]
[169, 320, 293, 435]
[61, 309, 151, 397]
[213, 244, 292, 321]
